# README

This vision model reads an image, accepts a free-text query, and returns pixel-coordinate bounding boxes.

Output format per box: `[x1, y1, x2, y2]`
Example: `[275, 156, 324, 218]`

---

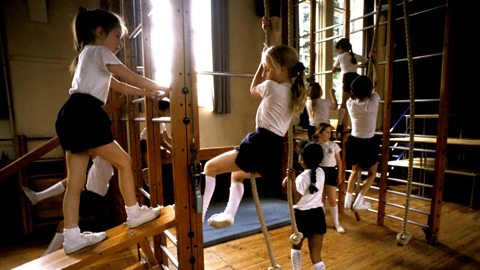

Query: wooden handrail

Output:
[0, 136, 60, 182]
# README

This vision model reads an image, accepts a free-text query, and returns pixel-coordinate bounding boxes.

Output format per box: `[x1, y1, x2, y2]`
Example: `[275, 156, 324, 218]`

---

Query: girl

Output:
[305, 82, 338, 140]
[56, 8, 169, 254]
[331, 38, 369, 135]
[286, 141, 327, 270]
[202, 43, 307, 228]
[315, 123, 345, 233]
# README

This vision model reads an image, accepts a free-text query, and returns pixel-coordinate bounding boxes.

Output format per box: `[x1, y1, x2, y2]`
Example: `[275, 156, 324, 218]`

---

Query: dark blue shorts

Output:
[346, 135, 380, 169]
[321, 166, 338, 186]
[343, 72, 360, 93]
[294, 207, 326, 237]
[55, 93, 113, 154]
[235, 128, 285, 181]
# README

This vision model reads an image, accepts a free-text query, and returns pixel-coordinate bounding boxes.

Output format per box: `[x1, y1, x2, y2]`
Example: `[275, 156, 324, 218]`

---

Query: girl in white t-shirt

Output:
[331, 38, 369, 135]
[315, 123, 345, 233]
[202, 39, 307, 228]
[306, 82, 338, 140]
[55, 8, 169, 254]
[284, 141, 327, 270]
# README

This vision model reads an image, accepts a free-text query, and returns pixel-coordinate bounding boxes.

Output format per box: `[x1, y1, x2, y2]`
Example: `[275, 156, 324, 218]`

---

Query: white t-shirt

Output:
[347, 92, 380, 138]
[319, 141, 341, 167]
[306, 98, 336, 126]
[333, 52, 368, 74]
[255, 80, 293, 137]
[69, 45, 123, 104]
[294, 168, 325, 211]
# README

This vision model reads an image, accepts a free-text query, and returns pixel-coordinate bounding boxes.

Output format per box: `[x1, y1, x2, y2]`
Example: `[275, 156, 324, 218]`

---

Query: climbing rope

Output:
[397, 0, 415, 247]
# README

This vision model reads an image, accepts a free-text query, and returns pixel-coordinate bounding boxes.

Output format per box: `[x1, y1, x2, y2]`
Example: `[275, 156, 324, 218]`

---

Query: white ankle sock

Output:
[345, 192, 353, 208]
[36, 181, 66, 202]
[313, 261, 326, 270]
[224, 182, 244, 218]
[202, 176, 216, 222]
[43, 232, 64, 256]
[63, 227, 80, 242]
[125, 202, 140, 218]
[354, 193, 365, 206]
[291, 249, 302, 270]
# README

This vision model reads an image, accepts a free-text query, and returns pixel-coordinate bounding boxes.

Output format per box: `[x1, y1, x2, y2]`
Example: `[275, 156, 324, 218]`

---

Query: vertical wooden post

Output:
[170, 1, 204, 268]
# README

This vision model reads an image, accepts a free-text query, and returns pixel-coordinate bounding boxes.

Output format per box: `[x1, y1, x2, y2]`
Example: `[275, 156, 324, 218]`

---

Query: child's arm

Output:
[335, 151, 343, 185]
[330, 88, 339, 109]
[250, 61, 264, 98]
[107, 63, 169, 97]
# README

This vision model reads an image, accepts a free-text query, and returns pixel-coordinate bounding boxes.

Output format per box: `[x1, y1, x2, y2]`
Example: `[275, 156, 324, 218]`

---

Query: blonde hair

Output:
[263, 45, 307, 115]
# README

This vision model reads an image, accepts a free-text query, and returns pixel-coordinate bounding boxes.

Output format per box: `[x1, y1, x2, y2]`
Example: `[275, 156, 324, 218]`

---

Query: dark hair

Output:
[308, 82, 322, 100]
[158, 100, 170, 111]
[351, 75, 373, 99]
[263, 45, 307, 115]
[335, 38, 357, 65]
[299, 142, 324, 194]
[70, 8, 127, 73]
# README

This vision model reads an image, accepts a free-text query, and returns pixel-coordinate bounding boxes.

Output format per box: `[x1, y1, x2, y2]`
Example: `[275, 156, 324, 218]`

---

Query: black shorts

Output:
[321, 166, 338, 186]
[55, 93, 113, 154]
[346, 135, 380, 169]
[343, 72, 360, 93]
[294, 207, 326, 237]
[235, 128, 285, 181]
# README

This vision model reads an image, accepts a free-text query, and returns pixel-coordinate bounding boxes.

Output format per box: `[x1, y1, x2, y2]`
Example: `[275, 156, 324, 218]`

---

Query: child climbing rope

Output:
[201, 28, 307, 227]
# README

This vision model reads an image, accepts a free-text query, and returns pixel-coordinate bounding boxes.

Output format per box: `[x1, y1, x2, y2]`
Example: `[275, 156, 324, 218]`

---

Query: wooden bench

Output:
[13, 205, 175, 270]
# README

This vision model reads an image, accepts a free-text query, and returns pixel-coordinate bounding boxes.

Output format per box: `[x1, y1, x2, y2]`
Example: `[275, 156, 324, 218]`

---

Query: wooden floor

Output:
[2, 200, 479, 270]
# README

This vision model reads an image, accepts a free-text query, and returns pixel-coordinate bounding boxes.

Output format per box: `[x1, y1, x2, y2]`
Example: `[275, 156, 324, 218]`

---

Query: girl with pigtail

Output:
[201, 41, 308, 228]
[284, 141, 327, 270]
[331, 38, 369, 135]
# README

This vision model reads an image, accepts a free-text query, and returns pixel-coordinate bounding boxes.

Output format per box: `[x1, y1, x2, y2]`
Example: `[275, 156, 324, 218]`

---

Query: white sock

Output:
[291, 249, 302, 270]
[313, 261, 326, 270]
[345, 192, 353, 208]
[224, 182, 244, 218]
[36, 181, 65, 202]
[354, 193, 365, 206]
[202, 176, 216, 222]
[43, 232, 63, 256]
[125, 202, 140, 218]
[63, 227, 80, 242]
[338, 108, 346, 126]
[329, 205, 340, 227]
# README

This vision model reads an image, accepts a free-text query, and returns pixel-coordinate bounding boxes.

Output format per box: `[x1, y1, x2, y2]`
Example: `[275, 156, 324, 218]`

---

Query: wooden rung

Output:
[13, 205, 175, 270]
[404, 114, 439, 119]
[388, 158, 480, 176]
[389, 136, 480, 146]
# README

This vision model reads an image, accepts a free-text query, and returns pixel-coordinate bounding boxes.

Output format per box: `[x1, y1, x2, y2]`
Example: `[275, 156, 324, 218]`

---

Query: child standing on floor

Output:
[55, 7, 169, 254]
[344, 75, 380, 211]
[331, 38, 369, 135]
[285, 141, 327, 270]
[202, 41, 307, 227]
[305, 82, 338, 140]
[315, 123, 345, 233]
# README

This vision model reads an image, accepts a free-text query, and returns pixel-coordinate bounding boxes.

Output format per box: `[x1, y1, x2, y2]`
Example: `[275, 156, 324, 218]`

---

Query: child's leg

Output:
[337, 91, 350, 132]
[21, 179, 66, 205]
[63, 151, 106, 254]
[43, 222, 65, 256]
[308, 234, 324, 267]
[344, 165, 360, 209]
[208, 171, 252, 228]
[92, 142, 161, 228]
[325, 185, 344, 233]
[202, 175, 216, 222]
[353, 163, 378, 210]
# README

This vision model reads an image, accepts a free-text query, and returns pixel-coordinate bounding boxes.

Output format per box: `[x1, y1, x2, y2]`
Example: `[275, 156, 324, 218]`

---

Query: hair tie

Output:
[295, 62, 305, 73]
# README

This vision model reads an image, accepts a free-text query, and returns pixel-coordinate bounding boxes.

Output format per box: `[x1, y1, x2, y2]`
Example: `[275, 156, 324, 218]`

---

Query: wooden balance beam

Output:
[14, 205, 175, 270]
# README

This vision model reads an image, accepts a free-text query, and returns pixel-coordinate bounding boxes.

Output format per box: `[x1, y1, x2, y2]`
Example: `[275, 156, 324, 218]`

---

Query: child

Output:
[55, 8, 168, 254]
[315, 123, 345, 233]
[285, 141, 327, 270]
[331, 38, 369, 135]
[344, 75, 380, 211]
[305, 82, 338, 140]
[202, 42, 307, 227]
[21, 156, 113, 205]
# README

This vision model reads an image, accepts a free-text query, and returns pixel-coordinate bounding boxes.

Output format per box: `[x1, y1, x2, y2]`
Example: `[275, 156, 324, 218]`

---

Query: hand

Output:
[148, 90, 168, 100]
[262, 16, 271, 32]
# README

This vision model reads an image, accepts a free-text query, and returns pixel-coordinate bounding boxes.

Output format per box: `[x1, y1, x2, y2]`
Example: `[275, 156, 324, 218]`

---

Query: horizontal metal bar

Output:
[196, 71, 253, 78]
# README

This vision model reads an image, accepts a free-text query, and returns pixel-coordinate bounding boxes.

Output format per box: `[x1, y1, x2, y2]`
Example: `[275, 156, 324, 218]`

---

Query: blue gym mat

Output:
[202, 197, 291, 247]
